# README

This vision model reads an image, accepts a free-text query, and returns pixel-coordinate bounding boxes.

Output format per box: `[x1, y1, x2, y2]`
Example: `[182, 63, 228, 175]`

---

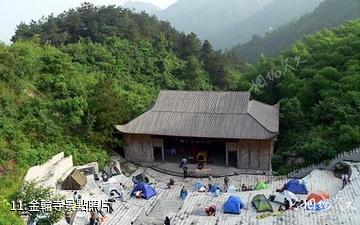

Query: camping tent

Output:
[62, 169, 87, 190]
[194, 181, 203, 191]
[255, 182, 268, 190]
[283, 179, 308, 194]
[103, 163, 121, 177]
[131, 183, 157, 200]
[213, 189, 220, 197]
[306, 192, 331, 211]
[273, 190, 298, 204]
[132, 173, 150, 185]
[306, 192, 330, 203]
[228, 185, 237, 193]
[252, 194, 273, 212]
[102, 177, 122, 196]
[180, 190, 188, 200]
[209, 185, 220, 193]
[224, 196, 244, 214]
[103, 165, 113, 177]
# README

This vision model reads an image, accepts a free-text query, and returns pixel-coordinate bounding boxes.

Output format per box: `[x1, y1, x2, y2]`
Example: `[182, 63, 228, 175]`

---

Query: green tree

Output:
[11, 181, 64, 225]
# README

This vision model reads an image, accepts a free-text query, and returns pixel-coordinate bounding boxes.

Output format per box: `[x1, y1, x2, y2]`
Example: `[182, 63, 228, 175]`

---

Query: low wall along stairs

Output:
[288, 147, 360, 179]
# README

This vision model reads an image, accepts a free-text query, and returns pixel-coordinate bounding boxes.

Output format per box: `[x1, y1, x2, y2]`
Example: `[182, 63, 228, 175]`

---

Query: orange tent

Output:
[306, 192, 330, 203]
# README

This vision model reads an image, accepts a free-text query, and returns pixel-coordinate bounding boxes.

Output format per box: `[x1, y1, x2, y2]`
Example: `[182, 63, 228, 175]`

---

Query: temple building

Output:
[116, 90, 279, 171]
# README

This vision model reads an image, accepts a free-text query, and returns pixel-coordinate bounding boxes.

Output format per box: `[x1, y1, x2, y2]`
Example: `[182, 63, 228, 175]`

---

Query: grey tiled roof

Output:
[116, 91, 279, 139]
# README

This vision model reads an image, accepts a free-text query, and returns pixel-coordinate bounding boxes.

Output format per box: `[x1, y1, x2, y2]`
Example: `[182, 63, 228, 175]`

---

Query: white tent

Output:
[274, 190, 298, 204]
[228, 185, 238, 193]
[72, 211, 88, 225]
[102, 177, 121, 196]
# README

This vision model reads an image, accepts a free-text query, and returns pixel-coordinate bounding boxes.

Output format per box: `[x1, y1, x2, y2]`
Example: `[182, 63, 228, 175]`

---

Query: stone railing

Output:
[288, 147, 360, 179]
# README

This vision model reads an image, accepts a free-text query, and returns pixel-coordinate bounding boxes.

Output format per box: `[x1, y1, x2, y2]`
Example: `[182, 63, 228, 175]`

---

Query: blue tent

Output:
[209, 185, 220, 193]
[131, 183, 157, 199]
[224, 196, 244, 214]
[213, 189, 220, 197]
[283, 179, 308, 194]
[194, 181, 203, 191]
[180, 191, 188, 200]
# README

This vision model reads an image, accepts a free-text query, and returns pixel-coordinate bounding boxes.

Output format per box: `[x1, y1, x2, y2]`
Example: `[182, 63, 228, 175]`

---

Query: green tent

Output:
[252, 194, 273, 212]
[255, 182, 269, 190]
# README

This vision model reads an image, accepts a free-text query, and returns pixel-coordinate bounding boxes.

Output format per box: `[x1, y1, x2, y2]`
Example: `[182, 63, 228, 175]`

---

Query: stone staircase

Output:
[288, 147, 360, 179]
[51, 148, 360, 225]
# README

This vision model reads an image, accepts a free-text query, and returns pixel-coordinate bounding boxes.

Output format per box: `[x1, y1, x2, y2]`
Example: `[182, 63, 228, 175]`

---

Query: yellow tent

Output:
[62, 169, 87, 190]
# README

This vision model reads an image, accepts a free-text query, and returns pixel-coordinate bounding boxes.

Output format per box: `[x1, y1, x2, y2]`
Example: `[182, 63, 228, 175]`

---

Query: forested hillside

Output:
[211, 0, 323, 49]
[230, 0, 360, 63]
[237, 20, 360, 173]
[0, 3, 241, 224]
[1, 2, 359, 224]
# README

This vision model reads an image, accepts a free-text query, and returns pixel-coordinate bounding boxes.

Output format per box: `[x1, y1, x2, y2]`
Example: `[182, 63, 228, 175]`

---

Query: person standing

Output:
[73, 191, 78, 201]
[102, 172, 109, 182]
[164, 216, 171, 225]
[180, 186, 188, 200]
[341, 173, 347, 189]
[90, 210, 99, 225]
[180, 158, 187, 168]
[183, 165, 188, 179]
[224, 176, 229, 192]
[65, 211, 71, 224]
[208, 173, 214, 187]
[119, 183, 126, 202]
[170, 148, 176, 156]
[284, 198, 290, 210]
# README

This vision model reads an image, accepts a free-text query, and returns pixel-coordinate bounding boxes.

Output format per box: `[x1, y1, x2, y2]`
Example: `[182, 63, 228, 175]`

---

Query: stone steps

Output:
[53, 162, 360, 225]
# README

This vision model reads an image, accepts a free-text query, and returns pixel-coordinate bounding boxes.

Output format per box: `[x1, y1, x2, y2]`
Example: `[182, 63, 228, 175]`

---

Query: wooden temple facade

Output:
[116, 91, 279, 171]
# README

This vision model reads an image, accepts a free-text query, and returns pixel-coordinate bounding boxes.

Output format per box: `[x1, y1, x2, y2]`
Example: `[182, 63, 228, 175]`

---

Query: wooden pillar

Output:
[150, 138, 154, 163]
[161, 139, 165, 164]
[269, 139, 274, 171]
[225, 144, 229, 168]
[236, 142, 240, 169]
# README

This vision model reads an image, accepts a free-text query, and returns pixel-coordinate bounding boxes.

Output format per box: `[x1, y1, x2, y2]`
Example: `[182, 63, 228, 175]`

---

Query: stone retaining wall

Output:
[288, 147, 360, 178]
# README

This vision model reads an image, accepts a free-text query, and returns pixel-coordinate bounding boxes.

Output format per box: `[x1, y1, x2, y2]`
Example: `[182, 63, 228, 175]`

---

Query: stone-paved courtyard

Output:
[53, 160, 360, 225]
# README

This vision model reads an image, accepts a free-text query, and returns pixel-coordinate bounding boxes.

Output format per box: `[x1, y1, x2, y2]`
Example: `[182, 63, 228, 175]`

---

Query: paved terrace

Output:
[54, 161, 360, 225]
[148, 162, 270, 177]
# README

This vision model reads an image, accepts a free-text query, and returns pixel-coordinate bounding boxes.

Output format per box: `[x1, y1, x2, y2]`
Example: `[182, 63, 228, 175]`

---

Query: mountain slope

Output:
[122, 1, 161, 14]
[211, 0, 324, 49]
[158, 0, 273, 40]
[237, 20, 360, 172]
[230, 0, 360, 63]
[1, 4, 243, 224]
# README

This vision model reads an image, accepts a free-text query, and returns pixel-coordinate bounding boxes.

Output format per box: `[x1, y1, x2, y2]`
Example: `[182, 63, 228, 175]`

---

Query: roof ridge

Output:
[246, 112, 277, 134]
[248, 99, 279, 108]
[247, 100, 279, 133]
[116, 91, 279, 139]
[151, 109, 249, 115]
[160, 90, 251, 93]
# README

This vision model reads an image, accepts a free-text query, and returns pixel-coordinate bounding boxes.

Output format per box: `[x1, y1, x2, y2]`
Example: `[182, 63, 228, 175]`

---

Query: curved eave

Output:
[116, 128, 278, 140]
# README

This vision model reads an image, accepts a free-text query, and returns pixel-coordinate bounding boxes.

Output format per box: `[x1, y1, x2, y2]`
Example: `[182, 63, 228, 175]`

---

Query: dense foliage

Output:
[229, 0, 360, 63]
[237, 20, 360, 173]
[12, 3, 238, 90]
[0, 4, 240, 224]
[12, 182, 64, 224]
[0, 2, 359, 224]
